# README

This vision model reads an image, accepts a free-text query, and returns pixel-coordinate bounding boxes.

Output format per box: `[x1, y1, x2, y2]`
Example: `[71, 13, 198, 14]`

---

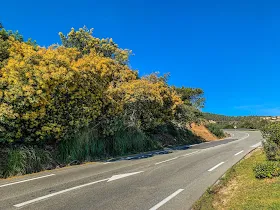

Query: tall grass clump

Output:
[112, 127, 159, 156]
[57, 128, 104, 163]
[1, 146, 54, 178]
[57, 126, 160, 163]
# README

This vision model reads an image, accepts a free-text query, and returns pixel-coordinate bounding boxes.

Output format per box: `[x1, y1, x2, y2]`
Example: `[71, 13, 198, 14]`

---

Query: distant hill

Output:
[203, 113, 280, 123]
[203, 113, 259, 122]
[202, 113, 273, 130]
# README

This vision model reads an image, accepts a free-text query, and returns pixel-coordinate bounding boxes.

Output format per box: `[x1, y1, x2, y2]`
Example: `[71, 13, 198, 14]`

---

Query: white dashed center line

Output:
[149, 189, 184, 210]
[208, 162, 225, 172]
[155, 157, 178, 165]
[234, 150, 244, 156]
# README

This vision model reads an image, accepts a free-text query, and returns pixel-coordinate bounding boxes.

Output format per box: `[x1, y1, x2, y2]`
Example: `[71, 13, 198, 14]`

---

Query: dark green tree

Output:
[174, 87, 205, 108]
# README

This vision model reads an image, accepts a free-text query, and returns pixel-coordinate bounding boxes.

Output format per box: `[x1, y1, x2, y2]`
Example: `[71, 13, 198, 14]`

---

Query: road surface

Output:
[0, 130, 263, 210]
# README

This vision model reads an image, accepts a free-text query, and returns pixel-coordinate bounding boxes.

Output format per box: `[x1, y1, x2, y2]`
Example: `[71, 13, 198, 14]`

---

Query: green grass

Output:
[193, 149, 280, 210]
[0, 146, 54, 178]
[1, 123, 203, 178]
[57, 127, 160, 163]
[57, 123, 203, 164]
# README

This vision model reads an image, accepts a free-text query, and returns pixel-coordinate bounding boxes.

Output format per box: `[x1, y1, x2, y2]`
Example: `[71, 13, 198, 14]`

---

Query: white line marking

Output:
[251, 142, 262, 148]
[234, 150, 244, 156]
[0, 174, 55, 188]
[103, 162, 111, 164]
[149, 189, 184, 210]
[155, 157, 178, 165]
[191, 133, 250, 150]
[14, 178, 108, 207]
[240, 133, 250, 140]
[182, 151, 199, 157]
[14, 171, 144, 207]
[208, 162, 225, 172]
[107, 171, 144, 182]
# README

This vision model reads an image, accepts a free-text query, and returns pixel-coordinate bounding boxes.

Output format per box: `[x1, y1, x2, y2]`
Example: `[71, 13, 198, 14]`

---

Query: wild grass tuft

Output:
[1, 146, 54, 178]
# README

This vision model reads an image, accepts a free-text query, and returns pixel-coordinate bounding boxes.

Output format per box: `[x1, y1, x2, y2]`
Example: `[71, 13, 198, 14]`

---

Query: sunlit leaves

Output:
[0, 26, 204, 144]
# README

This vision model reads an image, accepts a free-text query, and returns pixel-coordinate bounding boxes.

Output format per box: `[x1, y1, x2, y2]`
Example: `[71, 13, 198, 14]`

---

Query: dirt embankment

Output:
[190, 123, 218, 141]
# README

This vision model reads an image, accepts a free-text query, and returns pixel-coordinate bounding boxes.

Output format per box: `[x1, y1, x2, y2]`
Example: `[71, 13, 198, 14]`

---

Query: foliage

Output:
[0, 25, 206, 177]
[59, 26, 131, 64]
[203, 113, 268, 130]
[263, 141, 280, 161]
[205, 124, 225, 138]
[0, 146, 54, 178]
[151, 122, 203, 146]
[0, 41, 110, 143]
[0, 27, 23, 68]
[262, 122, 280, 161]
[174, 86, 205, 108]
[108, 75, 183, 132]
[253, 161, 280, 179]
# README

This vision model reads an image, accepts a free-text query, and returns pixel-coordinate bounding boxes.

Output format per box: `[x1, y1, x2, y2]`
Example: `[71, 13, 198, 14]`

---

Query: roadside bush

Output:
[222, 124, 235, 129]
[261, 122, 280, 161]
[1, 146, 54, 178]
[205, 124, 225, 138]
[151, 123, 203, 147]
[253, 161, 280, 179]
[263, 141, 280, 161]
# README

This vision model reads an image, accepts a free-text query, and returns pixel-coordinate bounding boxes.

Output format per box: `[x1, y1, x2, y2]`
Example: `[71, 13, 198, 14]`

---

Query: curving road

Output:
[0, 130, 263, 210]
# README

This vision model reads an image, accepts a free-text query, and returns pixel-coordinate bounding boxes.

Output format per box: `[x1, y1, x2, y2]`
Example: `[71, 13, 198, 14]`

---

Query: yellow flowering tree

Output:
[0, 37, 127, 143]
[108, 75, 183, 131]
[59, 27, 131, 65]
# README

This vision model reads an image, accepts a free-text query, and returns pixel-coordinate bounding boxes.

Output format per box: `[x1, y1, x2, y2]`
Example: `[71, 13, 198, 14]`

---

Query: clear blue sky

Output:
[1, 0, 279, 116]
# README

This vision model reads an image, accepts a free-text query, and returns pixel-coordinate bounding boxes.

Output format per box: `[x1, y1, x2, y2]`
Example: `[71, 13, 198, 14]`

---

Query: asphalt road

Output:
[0, 130, 263, 210]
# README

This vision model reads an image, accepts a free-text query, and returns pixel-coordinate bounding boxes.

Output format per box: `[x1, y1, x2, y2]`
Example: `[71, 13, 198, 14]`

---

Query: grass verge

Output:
[193, 149, 280, 210]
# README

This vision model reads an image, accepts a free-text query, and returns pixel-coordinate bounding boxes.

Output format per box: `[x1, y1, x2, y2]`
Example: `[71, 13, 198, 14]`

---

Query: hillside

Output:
[190, 123, 219, 141]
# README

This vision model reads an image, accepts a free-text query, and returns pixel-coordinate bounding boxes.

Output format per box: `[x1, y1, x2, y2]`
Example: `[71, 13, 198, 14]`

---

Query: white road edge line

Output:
[182, 150, 199, 157]
[149, 189, 184, 210]
[208, 162, 225, 172]
[0, 174, 55, 188]
[251, 142, 262, 148]
[14, 178, 109, 207]
[200, 133, 250, 152]
[155, 157, 178, 165]
[234, 150, 244, 156]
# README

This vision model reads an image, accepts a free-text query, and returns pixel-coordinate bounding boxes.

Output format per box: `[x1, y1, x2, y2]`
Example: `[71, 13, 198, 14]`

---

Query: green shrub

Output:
[263, 141, 280, 161]
[253, 161, 280, 179]
[222, 124, 235, 129]
[205, 124, 225, 138]
[262, 122, 280, 161]
[1, 146, 54, 178]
